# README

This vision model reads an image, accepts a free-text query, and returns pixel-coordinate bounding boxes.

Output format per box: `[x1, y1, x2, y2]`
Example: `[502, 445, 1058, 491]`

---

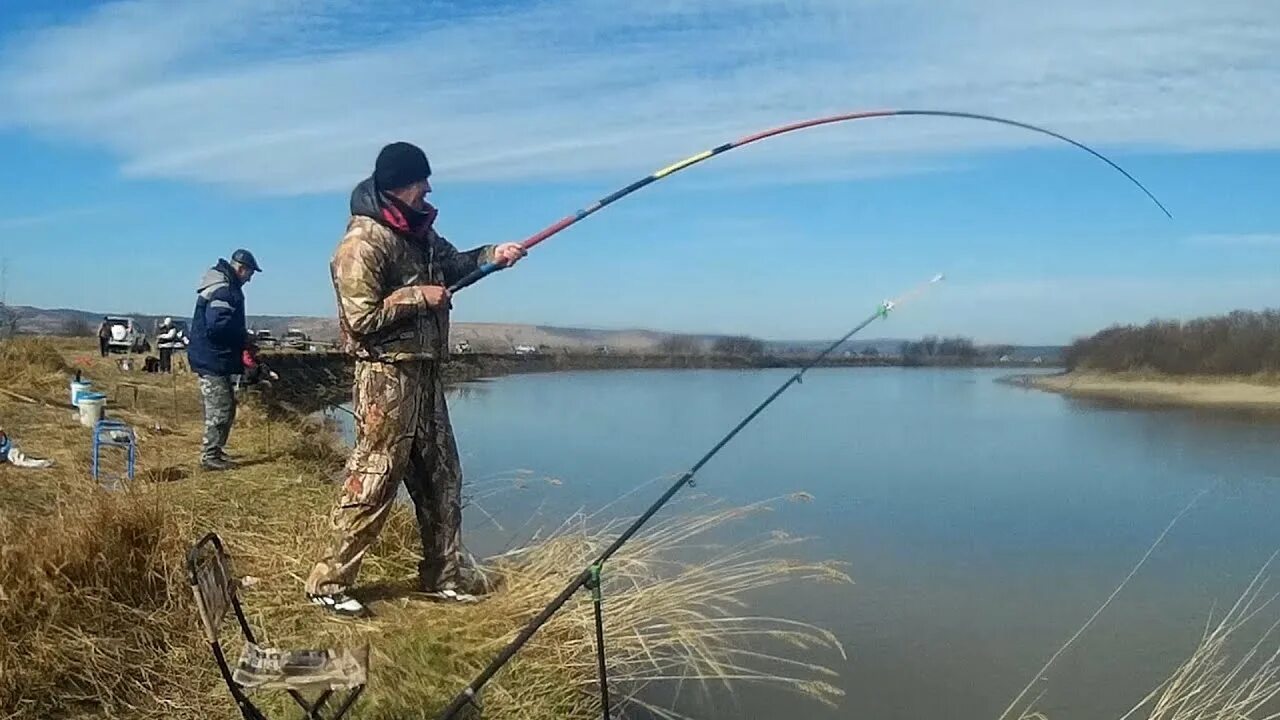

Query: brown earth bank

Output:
[1008, 371, 1280, 412]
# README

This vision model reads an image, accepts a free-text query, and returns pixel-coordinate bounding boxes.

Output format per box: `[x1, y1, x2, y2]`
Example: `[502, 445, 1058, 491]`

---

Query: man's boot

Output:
[306, 589, 372, 618]
[420, 560, 502, 603]
[200, 455, 235, 472]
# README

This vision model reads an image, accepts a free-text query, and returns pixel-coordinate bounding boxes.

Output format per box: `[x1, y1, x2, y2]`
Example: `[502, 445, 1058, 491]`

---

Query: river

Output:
[338, 368, 1280, 719]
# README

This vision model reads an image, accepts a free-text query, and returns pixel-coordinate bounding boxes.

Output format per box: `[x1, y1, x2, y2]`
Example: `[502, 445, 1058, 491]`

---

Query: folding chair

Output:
[92, 419, 136, 484]
[187, 533, 368, 720]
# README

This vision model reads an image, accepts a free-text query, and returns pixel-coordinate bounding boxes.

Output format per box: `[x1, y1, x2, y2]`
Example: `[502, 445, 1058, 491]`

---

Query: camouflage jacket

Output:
[331, 177, 495, 361]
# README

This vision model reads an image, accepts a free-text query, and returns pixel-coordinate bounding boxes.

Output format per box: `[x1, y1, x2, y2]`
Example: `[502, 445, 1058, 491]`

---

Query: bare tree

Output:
[61, 316, 93, 337]
[712, 335, 765, 357]
[0, 303, 15, 340]
[0, 259, 16, 340]
[900, 336, 985, 364]
[1067, 309, 1280, 375]
[938, 336, 977, 359]
[658, 334, 703, 355]
[921, 335, 939, 357]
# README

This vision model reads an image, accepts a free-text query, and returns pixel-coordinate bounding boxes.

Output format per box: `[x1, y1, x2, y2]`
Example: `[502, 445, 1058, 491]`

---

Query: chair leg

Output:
[328, 685, 364, 720]
[210, 642, 270, 720]
[307, 690, 333, 720]
[287, 686, 359, 720]
[237, 698, 271, 720]
[286, 688, 315, 717]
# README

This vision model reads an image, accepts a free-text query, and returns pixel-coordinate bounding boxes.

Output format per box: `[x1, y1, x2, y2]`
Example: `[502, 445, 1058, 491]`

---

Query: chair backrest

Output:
[188, 533, 237, 643]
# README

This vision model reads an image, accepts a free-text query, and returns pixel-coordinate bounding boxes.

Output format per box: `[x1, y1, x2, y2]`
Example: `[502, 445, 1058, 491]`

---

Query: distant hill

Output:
[5, 305, 343, 343]
[762, 338, 1063, 362]
[3, 304, 1061, 359]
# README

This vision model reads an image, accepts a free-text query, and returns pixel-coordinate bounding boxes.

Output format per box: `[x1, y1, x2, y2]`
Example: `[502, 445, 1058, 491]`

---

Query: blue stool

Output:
[93, 419, 136, 483]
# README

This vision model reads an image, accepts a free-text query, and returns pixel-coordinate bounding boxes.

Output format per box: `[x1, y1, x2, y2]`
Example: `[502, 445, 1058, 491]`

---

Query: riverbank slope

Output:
[1014, 371, 1280, 411]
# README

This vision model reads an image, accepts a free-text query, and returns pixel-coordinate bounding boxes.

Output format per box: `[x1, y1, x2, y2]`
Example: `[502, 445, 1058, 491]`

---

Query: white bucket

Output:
[77, 392, 107, 428]
[70, 380, 92, 406]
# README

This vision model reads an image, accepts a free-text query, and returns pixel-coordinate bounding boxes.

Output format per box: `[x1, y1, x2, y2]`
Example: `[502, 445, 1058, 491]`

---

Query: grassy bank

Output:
[0, 337, 848, 719]
[1015, 371, 1280, 411]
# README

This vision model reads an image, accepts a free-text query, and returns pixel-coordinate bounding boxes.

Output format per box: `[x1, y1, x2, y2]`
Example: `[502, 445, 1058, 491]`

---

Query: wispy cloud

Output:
[1186, 233, 1280, 248]
[1, 0, 1278, 195]
[0, 205, 117, 229]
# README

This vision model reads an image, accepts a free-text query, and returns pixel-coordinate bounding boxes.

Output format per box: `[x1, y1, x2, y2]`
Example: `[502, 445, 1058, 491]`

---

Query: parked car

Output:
[105, 316, 150, 354]
[283, 328, 310, 350]
[252, 329, 279, 349]
[514, 344, 538, 355]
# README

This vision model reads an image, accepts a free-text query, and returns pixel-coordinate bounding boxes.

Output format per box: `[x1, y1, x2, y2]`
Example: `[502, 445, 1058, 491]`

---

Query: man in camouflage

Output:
[306, 142, 525, 617]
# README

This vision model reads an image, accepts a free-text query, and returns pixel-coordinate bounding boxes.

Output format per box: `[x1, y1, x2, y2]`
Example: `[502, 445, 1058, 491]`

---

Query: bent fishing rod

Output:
[436, 273, 945, 720]
[449, 109, 1172, 293]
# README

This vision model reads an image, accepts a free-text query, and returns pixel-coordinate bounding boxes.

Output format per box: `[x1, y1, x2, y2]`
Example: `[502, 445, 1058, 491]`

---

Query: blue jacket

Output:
[188, 259, 248, 376]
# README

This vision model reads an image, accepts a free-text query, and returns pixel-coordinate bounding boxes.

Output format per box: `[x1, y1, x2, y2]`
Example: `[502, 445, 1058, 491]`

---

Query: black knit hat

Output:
[374, 142, 432, 191]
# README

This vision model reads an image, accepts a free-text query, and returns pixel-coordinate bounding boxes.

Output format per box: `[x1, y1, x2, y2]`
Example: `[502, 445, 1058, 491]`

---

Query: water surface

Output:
[343, 368, 1280, 719]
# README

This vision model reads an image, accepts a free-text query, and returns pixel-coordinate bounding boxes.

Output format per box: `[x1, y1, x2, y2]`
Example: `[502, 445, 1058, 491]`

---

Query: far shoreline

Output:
[1006, 370, 1280, 412]
[259, 350, 1058, 412]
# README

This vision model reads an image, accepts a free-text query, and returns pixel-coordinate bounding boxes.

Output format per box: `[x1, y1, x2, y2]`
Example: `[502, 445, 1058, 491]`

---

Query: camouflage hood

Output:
[330, 180, 496, 362]
[349, 177, 438, 239]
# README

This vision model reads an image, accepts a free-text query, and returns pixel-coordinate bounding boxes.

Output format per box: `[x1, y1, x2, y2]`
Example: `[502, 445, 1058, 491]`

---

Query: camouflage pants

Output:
[306, 360, 463, 595]
[198, 375, 237, 461]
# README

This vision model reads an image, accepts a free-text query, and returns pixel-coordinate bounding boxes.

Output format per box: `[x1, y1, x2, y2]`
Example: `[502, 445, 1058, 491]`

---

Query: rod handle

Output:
[448, 262, 502, 294]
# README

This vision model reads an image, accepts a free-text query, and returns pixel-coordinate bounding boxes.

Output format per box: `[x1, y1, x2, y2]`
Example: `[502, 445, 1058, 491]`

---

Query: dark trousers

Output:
[159, 347, 173, 372]
[98, 337, 109, 357]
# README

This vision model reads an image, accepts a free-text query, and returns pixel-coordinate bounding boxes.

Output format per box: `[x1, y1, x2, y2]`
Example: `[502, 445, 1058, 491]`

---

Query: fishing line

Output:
[449, 109, 1172, 293]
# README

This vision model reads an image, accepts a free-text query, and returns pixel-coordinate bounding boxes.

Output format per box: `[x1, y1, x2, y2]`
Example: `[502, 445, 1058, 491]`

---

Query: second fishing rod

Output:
[435, 272, 945, 720]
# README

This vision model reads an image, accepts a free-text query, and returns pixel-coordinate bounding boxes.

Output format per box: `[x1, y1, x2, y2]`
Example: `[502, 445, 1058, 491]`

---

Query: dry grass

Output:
[0, 337, 852, 720]
[0, 336, 67, 381]
[1027, 372, 1280, 412]
[1019, 560, 1280, 720]
[1119, 557, 1280, 720]
[0, 488, 189, 718]
[428, 495, 849, 719]
[1003, 521, 1280, 720]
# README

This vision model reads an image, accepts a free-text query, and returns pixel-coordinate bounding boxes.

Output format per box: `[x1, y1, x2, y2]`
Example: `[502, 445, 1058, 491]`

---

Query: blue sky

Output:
[0, 0, 1277, 345]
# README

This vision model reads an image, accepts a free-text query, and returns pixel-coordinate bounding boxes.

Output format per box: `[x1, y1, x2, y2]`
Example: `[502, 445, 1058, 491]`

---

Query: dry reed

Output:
[1, 337, 852, 720]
